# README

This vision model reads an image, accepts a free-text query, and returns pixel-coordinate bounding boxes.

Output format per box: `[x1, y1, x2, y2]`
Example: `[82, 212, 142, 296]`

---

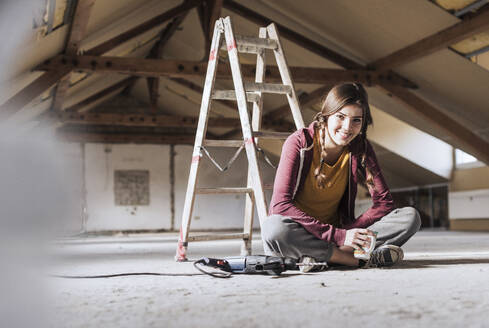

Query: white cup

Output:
[353, 234, 376, 260]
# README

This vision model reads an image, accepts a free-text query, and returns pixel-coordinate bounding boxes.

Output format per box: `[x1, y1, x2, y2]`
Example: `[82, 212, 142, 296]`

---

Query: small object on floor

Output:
[366, 245, 404, 267]
[194, 255, 299, 277]
[299, 256, 328, 273]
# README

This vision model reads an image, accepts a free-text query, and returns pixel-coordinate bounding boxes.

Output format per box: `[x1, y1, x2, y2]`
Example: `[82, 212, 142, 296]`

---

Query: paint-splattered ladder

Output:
[176, 16, 304, 261]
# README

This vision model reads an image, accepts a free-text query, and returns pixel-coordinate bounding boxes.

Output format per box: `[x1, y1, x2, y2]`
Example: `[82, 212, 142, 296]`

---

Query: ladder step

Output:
[204, 139, 243, 147]
[196, 187, 253, 194]
[212, 90, 260, 102]
[244, 82, 292, 94]
[220, 35, 278, 51]
[188, 233, 250, 242]
[252, 131, 291, 139]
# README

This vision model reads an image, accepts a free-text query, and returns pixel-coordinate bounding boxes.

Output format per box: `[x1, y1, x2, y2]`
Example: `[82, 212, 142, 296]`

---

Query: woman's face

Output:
[325, 104, 363, 147]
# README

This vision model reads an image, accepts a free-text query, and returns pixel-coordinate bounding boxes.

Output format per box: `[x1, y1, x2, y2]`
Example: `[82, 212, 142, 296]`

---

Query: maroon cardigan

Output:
[269, 122, 395, 246]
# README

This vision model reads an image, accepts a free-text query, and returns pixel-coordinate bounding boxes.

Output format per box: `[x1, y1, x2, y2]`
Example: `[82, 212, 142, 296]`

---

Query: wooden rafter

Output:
[170, 77, 236, 110]
[198, 0, 223, 60]
[369, 6, 489, 71]
[65, 76, 138, 112]
[57, 130, 196, 144]
[219, 84, 333, 138]
[224, 1, 489, 164]
[49, 111, 240, 128]
[146, 9, 190, 114]
[0, 69, 71, 121]
[51, 0, 96, 112]
[0, 0, 199, 119]
[85, 0, 199, 56]
[264, 84, 334, 121]
[223, 0, 361, 70]
[38, 55, 416, 87]
[381, 85, 489, 164]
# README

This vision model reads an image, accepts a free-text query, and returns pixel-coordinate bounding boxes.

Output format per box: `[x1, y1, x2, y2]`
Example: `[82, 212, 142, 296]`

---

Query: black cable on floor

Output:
[51, 272, 204, 278]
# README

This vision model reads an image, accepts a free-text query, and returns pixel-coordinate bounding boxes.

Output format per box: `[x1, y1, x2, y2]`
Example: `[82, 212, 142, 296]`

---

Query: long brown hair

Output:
[313, 82, 374, 189]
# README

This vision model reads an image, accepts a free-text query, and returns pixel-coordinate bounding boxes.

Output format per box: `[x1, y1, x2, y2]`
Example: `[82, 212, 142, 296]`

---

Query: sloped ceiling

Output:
[2, 0, 489, 188]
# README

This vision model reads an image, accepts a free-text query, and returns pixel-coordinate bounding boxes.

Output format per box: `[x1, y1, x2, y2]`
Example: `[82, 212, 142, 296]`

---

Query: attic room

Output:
[0, 0, 488, 327]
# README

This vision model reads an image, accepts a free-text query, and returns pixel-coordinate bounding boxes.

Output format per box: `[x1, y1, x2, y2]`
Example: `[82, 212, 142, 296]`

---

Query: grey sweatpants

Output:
[261, 207, 421, 262]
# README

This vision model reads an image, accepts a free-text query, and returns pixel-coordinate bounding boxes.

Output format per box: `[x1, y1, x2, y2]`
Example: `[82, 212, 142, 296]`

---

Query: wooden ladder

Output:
[175, 16, 304, 261]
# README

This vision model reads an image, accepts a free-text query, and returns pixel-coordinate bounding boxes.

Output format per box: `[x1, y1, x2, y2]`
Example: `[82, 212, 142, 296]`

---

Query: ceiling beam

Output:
[146, 9, 190, 114]
[65, 76, 138, 112]
[0, 0, 199, 119]
[85, 0, 199, 56]
[223, 0, 416, 88]
[381, 85, 489, 164]
[223, 0, 360, 70]
[49, 105, 293, 131]
[369, 6, 489, 71]
[48, 111, 240, 128]
[225, 1, 489, 164]
[219, 84, 333, 138]
[51, 0, 96, 112]
[198, 0, 223, 60]
[38, 55, 415, 87]
[0, 68, 71, 121]
[56, 130, 196, 144]
[264, 84, 333, 121]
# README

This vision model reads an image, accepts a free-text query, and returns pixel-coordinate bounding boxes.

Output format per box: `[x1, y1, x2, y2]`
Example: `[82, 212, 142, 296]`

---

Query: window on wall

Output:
[455, 149, 484, 169]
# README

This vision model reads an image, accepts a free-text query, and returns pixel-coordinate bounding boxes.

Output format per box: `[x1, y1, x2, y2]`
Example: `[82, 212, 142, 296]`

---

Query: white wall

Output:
[83, 143, 276, 232]
[85, 144, 171, 231]
[57, 142, 85, 234]
[174, 145, 275, 231]
[449, 189, 489, 219]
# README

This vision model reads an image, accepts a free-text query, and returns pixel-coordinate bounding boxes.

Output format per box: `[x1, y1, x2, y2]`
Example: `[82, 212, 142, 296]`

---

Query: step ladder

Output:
[175, 16, 305, 261]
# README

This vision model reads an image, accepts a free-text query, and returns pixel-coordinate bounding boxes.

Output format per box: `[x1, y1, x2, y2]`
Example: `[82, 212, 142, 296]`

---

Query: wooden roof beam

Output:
[224, 1, 489, 164]
[369, 6, 489, 71]
[85, 0, 199, 56]
[0, 1, 198, 119]
[0, 69, 71, 121]
[381, 85, 489, 164]
[198, 0, 223, 61]
[38, 55, 415, 87]
[52, 0, 96, 112]
[264, 84, 334, 121]
[65, 76, 138, 112]
[56, 130, 196, 144]
[48, 111, 240, 128]
[146, 10, 190, 114]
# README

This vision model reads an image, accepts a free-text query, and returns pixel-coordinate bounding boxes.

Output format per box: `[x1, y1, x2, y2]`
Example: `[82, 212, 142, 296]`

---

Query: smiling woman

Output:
[261, 82, 421, 271]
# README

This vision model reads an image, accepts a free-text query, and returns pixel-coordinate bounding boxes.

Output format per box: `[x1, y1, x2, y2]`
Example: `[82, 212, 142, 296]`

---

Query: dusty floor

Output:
[49, 230, 489, 328]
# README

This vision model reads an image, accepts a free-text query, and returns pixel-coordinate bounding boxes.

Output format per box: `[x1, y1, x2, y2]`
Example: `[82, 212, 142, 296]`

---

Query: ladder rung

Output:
[229, 35, 278, 50]
[187, 233, 250, 242]
[196, 187, 253, 194]
[220, 43, 262, 54]
[252, 131, 291, 139]
[244, 82, 292, 94]
[212, 90, 260, 102]
[204, 139, 243, 147]
[219, 35, 277, 53]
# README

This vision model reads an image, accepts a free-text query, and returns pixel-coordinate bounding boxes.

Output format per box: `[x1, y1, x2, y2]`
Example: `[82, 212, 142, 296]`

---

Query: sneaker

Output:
[367, 245, 404, 267]
[299, 256, 328, 273]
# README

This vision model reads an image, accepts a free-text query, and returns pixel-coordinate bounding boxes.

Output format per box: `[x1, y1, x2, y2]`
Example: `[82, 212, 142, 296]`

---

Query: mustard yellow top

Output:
[293, 144, 350, 226]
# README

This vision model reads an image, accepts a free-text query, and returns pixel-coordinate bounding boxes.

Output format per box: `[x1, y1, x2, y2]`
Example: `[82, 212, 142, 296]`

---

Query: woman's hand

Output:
[344, 228, 376, 250]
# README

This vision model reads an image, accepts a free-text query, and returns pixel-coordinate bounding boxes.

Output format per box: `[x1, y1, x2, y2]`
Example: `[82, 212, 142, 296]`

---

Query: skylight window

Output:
[455, 148, 484, 168]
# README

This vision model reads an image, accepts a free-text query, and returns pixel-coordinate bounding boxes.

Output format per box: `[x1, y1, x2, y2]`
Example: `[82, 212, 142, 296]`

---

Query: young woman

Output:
[261, 82, 421, 270]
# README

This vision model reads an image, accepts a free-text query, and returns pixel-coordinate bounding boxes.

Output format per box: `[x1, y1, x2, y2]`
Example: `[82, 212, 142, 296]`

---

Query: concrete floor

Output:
[49, 230, 489, 328]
